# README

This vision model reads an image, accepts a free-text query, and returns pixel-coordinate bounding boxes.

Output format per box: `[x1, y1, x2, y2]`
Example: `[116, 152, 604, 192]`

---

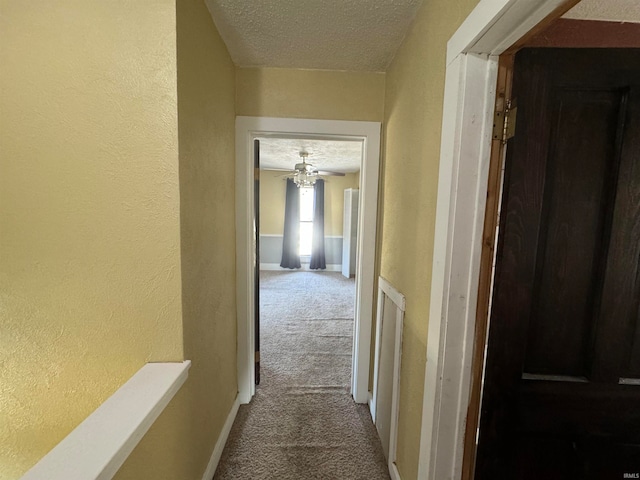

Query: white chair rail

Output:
[21, 361, 191, 480]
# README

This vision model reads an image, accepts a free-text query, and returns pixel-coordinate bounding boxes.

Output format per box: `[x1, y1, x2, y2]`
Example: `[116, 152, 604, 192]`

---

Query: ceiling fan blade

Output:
[317, 170, 346, 176]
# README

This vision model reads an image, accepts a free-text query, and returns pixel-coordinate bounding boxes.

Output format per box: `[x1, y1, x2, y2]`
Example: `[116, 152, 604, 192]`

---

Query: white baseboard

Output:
[389, 462, 402, 480]
[260, 263, 342, 272]
[368, 391, 375, 420]
[202, 395, 240, 480]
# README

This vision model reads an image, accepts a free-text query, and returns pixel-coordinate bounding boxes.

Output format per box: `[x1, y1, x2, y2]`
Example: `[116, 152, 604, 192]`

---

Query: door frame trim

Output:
[416, 1, 578, 479]
[235, 116, 381, 404]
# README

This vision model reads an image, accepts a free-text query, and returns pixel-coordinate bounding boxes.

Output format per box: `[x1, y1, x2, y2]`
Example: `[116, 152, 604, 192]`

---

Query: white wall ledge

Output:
[21, 361, 191, 480]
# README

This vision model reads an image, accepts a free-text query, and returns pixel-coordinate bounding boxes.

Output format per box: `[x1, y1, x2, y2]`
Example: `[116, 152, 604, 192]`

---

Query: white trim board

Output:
[260, 263, 342, 272]
[390, 463, 402, 480]
[418, 1, 571, 479]
[447, 0, 568, 65]
[201, 395, 240, 480]
[236, 117, 381, 405]
[21, 361, 191, 480]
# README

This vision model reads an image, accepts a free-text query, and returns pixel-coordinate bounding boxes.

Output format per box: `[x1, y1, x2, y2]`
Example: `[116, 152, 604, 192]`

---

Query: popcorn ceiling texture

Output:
[205, 0, 423, 71]
[258, 138, 362, 173]
[564, 0, 640, 23]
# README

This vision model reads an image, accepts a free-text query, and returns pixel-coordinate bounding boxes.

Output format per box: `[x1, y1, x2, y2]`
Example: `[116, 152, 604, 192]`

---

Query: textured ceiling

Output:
[258, 138, 362, 173]
[204, 0, 423, 71]
[564, 0, 640, 23]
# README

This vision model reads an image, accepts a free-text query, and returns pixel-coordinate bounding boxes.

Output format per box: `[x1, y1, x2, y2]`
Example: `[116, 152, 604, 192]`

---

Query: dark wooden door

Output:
[475, 49, 640, 479]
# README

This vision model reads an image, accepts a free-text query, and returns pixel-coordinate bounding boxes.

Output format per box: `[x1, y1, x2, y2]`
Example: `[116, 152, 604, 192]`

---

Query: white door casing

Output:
[235, 117, 381, 405]
[418, 1, 573, 479]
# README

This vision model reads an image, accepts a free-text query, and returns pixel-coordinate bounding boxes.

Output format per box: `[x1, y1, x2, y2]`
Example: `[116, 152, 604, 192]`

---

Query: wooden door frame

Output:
[416, 1, 580, 479]
[235, 116, 381, 405]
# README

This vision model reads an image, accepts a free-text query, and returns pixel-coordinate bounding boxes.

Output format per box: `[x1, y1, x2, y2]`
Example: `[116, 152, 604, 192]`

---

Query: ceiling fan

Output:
[278, 152, 345, 187]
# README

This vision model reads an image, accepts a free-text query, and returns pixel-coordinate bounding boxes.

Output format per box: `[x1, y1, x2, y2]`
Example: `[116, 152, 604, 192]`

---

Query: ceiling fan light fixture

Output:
[293, 169, 317, 187]
[293, 151, 318, 187]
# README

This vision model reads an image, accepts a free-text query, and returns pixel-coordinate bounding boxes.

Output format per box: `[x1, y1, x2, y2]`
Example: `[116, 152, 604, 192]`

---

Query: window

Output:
[299, 187, 314, 256]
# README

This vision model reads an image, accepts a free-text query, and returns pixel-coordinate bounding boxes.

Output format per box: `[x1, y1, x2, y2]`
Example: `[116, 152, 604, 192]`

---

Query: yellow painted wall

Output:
[324, 174, 360, 236]
[236, 67, 385, 122]
[0, 1, 182, 478]
[260, 170, 359, 236]
[1, 1, 487, 478]
[113, 0, 237, 478]
[379, 0, 480, 478]
[259, 170, 287, 235]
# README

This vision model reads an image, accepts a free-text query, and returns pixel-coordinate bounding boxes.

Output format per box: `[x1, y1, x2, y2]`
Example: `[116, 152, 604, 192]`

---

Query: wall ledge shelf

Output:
[21, 361, 191, 480]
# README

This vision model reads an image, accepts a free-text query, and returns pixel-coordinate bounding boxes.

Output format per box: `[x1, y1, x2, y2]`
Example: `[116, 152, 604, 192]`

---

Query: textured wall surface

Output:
[0, 1, 182, 478]
[323, 175, 360, 236]
[260, 169, 359, 236]
[259, 170, 288, 235]
[379, 0, 480, 478]
[236, 67, 385, 122]
[113, 0, 237, 477]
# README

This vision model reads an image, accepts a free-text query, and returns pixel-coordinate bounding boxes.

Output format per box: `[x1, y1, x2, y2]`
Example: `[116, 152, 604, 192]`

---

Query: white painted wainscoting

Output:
[371, 277, 405, 480]
[259, 234, 343, 272]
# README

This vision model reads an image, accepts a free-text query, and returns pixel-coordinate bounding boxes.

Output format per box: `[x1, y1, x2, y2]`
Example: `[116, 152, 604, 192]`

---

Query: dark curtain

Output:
[309, 179, 326, 270]
[280, 179, 301, 269]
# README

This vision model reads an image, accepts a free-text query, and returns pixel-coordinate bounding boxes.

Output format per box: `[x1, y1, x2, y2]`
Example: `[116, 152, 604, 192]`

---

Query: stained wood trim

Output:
[502, 0, 581, 55]
[525, 19, 640, 48]
[460, 53, 514, 480]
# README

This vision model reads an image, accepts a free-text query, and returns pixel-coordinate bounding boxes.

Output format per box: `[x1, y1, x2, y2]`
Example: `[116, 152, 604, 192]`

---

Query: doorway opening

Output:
[255, 136, 362, 386]
[256, 137, 362, 274]
[235, 117, 381, 406]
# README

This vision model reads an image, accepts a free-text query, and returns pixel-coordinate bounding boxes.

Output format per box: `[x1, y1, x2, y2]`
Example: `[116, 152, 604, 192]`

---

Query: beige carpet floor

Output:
[214, 271, 390, 480]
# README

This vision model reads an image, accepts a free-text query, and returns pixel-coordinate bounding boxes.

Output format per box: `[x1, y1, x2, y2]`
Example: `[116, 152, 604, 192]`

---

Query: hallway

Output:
[214, 271, 389, 479]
